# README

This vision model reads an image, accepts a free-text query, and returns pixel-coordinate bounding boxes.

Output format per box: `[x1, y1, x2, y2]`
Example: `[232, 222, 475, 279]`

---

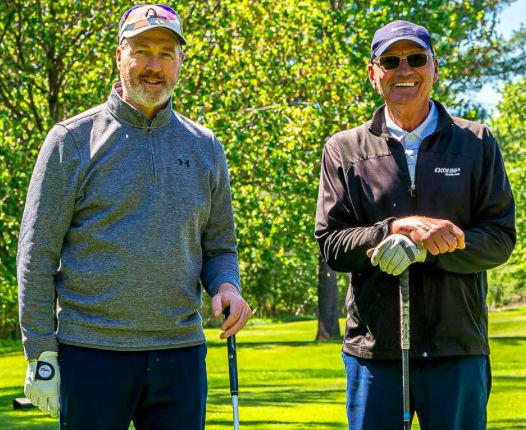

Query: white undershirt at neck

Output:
[385, 101, 438, 187]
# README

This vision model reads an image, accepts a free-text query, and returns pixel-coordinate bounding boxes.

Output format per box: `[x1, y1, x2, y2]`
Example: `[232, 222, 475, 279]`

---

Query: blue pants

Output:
[342, 353, 491, 430]
[59, 343, 207, 430]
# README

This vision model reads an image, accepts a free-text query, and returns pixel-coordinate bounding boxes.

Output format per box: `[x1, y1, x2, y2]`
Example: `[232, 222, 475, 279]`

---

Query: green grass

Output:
[1, 308, 525, 429]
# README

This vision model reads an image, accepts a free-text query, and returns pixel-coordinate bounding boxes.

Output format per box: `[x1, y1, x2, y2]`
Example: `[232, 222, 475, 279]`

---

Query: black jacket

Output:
[315, 101, 516, 360]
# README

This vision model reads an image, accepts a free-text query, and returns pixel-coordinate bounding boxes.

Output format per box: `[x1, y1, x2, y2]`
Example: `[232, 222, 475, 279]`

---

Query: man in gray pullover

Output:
[17, 5, 251, 429]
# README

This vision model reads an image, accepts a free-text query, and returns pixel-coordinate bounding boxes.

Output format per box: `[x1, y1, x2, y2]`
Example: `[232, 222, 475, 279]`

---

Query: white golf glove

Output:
[370, 234, 427, 276]
[24, 351, 60, 417]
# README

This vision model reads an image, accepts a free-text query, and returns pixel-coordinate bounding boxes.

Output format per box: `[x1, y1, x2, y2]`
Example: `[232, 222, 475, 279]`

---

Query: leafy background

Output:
[0, 0, 524, 338]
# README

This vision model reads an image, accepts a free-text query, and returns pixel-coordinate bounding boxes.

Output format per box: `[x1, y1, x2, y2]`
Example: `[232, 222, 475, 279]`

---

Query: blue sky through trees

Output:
[474, 0, 525, 111]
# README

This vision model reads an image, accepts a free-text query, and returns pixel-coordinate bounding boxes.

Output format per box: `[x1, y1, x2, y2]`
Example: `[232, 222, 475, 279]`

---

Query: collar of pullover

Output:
[368, 99, 453, 139]
[107, 82, 173, 129]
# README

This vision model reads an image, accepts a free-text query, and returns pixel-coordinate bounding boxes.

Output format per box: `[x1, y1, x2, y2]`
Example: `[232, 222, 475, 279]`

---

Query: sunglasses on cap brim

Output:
[373, 52, 434, 71]
[119, 4, 179, 29]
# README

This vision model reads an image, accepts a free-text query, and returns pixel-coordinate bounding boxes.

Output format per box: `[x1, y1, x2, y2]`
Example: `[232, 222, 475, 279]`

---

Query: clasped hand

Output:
[390, 216, 465, 256]
[370, 234, 427, 276]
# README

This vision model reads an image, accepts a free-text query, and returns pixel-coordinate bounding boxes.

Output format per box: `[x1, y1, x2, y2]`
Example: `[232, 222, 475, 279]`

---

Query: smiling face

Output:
[116, 28, 184, 117]
[368, 40, 438, 111]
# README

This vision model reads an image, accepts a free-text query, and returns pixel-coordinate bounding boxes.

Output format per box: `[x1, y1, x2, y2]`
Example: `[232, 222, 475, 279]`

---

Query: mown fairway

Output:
[1, 308, 525, 429]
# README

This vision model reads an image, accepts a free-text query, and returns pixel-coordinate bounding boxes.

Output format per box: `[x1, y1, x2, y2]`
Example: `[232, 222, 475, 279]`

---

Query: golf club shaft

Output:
[232, 395, 240, 430]
[400, 270, 411, 430]
[224, 308, 240, 428]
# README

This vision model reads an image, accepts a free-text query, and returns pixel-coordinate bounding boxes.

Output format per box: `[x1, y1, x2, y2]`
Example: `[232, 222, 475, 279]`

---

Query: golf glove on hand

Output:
[370, 234, 427, 276]
[24, 351, 60, 417]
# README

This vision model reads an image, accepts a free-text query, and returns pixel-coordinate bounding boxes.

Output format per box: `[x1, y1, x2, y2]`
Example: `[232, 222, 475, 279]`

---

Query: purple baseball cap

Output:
[370, 20, 433, 63]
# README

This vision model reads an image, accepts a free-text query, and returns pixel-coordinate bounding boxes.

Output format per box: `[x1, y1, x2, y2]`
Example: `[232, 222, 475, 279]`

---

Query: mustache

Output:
[139, 73, 166, 82]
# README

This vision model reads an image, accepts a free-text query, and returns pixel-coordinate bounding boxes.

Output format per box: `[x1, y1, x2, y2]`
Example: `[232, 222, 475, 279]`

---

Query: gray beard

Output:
[124, 81, 174, 108]
[120, 70, 176, 109]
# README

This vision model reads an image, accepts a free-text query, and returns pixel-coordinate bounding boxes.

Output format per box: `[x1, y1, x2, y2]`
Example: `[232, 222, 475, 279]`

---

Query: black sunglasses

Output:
[373, 52, 434, 71]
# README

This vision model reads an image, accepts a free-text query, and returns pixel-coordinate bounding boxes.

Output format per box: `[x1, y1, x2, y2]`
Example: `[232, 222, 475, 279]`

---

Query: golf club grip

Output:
[224, 307, 239, 396]
[227, 335, 239, 395]
[399, 270, 410, 350]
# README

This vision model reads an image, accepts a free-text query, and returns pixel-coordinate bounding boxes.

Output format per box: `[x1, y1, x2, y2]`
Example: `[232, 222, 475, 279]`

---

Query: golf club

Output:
[224, 307, 240, 430]
[367, 248, 411, 429]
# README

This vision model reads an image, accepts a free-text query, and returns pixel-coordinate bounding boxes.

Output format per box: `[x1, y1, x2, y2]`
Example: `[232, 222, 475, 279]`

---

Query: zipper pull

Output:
[410, 184, 416, 198]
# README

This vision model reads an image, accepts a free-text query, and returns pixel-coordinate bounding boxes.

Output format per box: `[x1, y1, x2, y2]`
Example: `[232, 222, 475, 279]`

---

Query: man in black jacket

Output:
[315, 20, 515, 430]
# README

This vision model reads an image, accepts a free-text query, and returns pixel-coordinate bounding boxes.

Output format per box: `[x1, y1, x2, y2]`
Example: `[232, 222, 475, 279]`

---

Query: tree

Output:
[488, 77, 526, 306]
[177, 0, 514, 336]
[0, 0, 520, 338]
[0, 1, 124, 337]
[316, 256, 340, 339]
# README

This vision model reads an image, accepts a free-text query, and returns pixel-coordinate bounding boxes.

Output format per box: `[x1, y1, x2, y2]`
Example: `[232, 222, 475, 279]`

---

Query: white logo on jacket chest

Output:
[434, 167, 461, 177]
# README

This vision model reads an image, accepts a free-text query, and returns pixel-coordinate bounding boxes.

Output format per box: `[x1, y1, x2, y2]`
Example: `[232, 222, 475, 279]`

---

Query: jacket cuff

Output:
[208, 278, 242, 297]
[424, 251, 437, 264]
[371, 217, 397, 245]
[23, 337, 58, 361]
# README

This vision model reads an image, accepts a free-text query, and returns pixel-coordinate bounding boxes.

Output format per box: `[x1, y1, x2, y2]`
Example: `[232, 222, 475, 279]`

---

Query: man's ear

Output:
[367, 63, 377, 90]
[116, 40, 128, 67]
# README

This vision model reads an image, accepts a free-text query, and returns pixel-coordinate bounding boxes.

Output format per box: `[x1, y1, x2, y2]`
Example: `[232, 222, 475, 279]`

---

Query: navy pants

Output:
[342, 353, 491, 430]
[58, 343, 207, 430]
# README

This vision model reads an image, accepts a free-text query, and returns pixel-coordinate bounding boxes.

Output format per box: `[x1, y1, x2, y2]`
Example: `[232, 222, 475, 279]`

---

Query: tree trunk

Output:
[316, 255, 340, 340]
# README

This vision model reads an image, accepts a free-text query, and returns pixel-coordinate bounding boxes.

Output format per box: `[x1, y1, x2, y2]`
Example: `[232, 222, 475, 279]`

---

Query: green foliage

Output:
[0, 0, 519, 336]
[0, 0, 120, 338]
[177, 0, 509, 317]
[488, 78, 526, 306]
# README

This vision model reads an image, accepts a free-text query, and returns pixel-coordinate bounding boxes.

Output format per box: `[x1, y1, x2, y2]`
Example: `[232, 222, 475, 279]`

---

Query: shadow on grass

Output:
[0, 413, 57, 430]
[208, 387, 344, 407]
[489, 336, 526, 346]
[0, 387, 25, 410]
[0, 351, 24, 358]
[0, 388, 56, 430]
[207, 340, 342, 349]
[207, 418, 344, 428]
[0, 340, 23, 356]
[489, 375, 526, 394]
[0, 386, 59, 430]
[488, 418, 526, 429]
[209, 368, 344, 382]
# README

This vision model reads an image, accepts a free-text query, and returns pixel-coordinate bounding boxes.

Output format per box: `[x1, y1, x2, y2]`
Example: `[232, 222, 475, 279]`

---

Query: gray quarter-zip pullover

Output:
[17, 82, 240, 360]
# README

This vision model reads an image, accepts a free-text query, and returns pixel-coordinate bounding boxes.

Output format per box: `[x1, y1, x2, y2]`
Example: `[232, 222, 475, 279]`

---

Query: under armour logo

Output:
[178, 159, 190, 167]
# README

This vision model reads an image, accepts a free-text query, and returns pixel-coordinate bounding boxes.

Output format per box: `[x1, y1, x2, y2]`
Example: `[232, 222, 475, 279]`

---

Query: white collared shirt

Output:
[385, 101, 438, 187]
